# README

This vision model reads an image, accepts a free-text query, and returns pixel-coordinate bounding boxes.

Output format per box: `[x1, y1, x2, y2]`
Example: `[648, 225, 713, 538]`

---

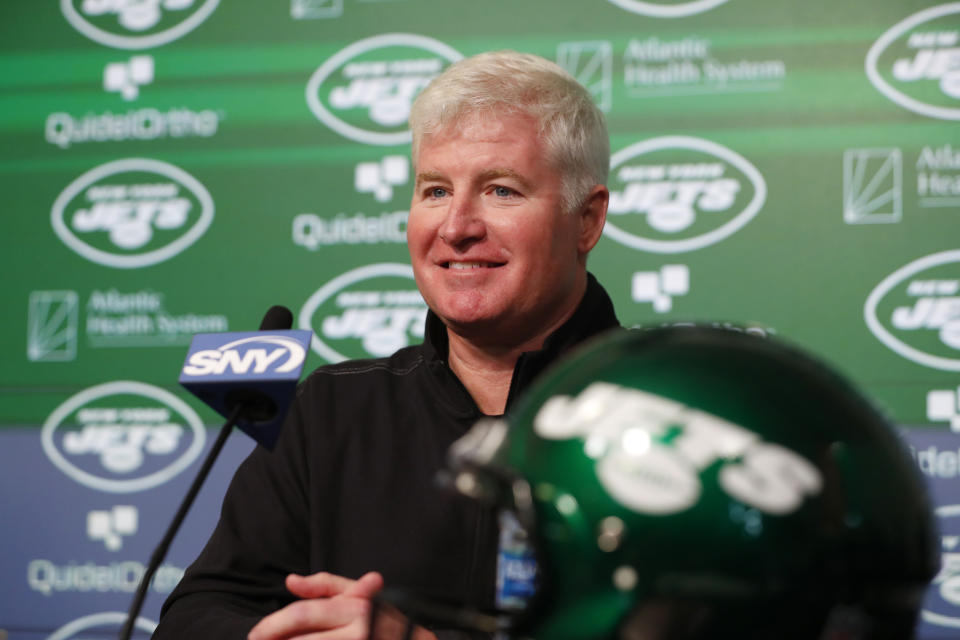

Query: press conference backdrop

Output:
[1, 0, 959, 637]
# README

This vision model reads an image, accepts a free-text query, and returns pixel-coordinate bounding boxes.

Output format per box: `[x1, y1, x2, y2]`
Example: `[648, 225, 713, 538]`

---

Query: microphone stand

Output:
[118, 403, 244, 640]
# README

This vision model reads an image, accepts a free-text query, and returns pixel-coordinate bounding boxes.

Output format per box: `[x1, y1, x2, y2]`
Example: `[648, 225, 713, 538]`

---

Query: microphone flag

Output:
[178, 328, 312, 449]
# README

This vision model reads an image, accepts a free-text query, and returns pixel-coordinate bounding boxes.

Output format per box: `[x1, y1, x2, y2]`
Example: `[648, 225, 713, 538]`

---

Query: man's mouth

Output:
[443, 261, 506, 269]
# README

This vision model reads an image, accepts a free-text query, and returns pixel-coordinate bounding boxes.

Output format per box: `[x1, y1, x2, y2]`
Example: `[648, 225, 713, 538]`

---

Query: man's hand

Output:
[247, 571, 436, 640]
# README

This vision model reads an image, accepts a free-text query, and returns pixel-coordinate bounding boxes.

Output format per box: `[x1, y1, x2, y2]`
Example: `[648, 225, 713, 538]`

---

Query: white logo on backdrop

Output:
[291, 0, 343, 19]
[47, 612, 156, 640]
[88, 505, 138, 551]
[27, 290, 79, 362]
[104, 55, 154, 101]
[622, 36, 785, 98]
[299, 263, 426, 363]
[61, 0, 220, 50]
[843, 148, 903, 224]
[51, 158, 214, 268]
[866, 3, 960, 120]
[42, 380, 205, 493]
[293, 155, 410, 249]
[606, 136, 767, 253]
[606, 0, 728, 18]
[928, 387, 960, 431]
[865, 250, 960, 371]
[557, 41, 613, 112]
[306, 33, 462, 145]
[922, 505, 960, 628]
[355, 155, 409, 202]
[917, 144, 960, 209]
[632, 265, 689, 313]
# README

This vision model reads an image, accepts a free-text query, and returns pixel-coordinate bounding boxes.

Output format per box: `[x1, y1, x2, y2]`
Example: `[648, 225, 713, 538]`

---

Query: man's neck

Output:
[446, 339, 518, 416]
[445, 297, 586, 415]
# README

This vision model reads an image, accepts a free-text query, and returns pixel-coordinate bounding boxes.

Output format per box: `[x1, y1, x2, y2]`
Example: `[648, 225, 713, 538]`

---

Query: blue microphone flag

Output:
[179, 329, 312, 449]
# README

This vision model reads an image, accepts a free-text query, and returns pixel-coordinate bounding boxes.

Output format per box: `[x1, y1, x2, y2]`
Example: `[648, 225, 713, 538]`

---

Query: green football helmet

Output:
[374, 326, 938, 640]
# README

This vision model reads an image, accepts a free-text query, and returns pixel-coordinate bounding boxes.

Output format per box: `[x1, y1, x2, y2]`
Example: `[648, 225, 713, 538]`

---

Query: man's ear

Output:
[577, 184, 609, 255]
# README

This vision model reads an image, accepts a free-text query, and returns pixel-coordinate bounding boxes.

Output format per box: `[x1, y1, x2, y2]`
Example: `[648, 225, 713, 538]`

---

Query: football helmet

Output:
[373, 326, 937, 639]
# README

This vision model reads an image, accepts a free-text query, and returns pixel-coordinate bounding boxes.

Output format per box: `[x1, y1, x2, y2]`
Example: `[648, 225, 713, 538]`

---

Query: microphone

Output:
[119, 306, 312, 640]
[179, 304, 311, 450]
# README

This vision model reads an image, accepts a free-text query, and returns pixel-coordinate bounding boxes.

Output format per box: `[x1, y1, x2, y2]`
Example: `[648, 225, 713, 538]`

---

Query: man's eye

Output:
[492, 186, 514, 197]
[429, 187, 448, 198]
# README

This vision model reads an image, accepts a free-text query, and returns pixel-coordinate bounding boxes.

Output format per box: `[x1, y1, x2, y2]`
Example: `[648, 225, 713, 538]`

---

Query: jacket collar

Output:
[421, 272, 621, 417]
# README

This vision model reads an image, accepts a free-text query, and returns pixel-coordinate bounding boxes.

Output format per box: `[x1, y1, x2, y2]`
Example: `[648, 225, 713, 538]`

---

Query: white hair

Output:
[409, 50, 609, 213]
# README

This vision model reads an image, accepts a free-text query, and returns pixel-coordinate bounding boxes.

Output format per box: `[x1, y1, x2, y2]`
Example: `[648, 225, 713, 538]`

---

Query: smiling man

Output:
[155, 51, 621, 640]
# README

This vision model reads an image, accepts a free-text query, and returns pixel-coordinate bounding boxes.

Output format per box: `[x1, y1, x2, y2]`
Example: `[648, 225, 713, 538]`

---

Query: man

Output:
[154, 50, 619, 639]
[367, 326, 939, 640]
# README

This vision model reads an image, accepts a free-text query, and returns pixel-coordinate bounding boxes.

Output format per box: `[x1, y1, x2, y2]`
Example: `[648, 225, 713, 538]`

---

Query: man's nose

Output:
[438, 195, 486, 248]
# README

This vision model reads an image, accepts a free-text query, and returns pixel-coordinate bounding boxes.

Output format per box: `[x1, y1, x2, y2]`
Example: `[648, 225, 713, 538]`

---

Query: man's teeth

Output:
[449, 262, 487, 269]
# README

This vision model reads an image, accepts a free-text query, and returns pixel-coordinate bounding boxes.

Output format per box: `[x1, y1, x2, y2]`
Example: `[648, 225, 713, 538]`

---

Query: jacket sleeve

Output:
[153, 391, 314, 639]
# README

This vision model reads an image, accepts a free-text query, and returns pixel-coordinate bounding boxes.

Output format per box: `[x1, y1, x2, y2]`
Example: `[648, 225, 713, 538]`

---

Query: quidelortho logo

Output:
[865, 250, 960, 371]
[306, 34, 462, 145]
[299, 263, 427, 363]
[88, 505, 138, 551]
[606, 0, 728, 18]
[928, 386, 960, 430]
[51, 158, 214, 268]
[293, 155, 409, 250]
[48, 612, 156, 640]
[866, 3, 960, 120]
[46, 107, 220, 149]
[632, 265, 689, 313]
[605, 136, 766, 253]
[61, 0, 220, 49]
[923, 505, 960, 629]
[41, 381, 205, 493]
[104, 55, 154, 101]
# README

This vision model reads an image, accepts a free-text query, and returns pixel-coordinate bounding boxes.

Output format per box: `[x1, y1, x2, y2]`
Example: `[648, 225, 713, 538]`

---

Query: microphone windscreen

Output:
[260, 305, 294, 331]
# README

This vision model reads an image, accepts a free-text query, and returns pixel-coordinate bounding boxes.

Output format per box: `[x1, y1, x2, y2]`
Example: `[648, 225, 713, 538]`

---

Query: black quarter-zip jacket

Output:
[155, 274, 620, 638]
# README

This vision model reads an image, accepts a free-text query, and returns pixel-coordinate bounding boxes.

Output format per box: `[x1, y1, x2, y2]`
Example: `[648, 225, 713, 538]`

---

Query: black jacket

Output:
[154, 274, 620, 638]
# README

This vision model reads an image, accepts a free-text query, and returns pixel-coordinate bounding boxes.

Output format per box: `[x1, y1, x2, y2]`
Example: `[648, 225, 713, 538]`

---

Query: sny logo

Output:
[182, 335, 307, 377]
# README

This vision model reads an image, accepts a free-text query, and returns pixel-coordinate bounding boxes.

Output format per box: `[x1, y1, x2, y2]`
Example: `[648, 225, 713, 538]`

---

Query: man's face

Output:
[408, 111, 595, 346]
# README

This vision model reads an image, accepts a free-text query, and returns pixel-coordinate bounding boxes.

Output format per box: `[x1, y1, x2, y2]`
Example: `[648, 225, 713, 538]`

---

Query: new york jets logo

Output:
[605, 136, 766, 253]
[61, 0, 220, 50]
[865, 250, 960, 371]
[535, 382, 821, 516]
[306, 34, 462, 145]
[866, 3, 960, 120]
[47, 612, 156, 640]
[51, 158, 214, 268]
[41, 381, 206, 493]
[922, 505, 960, 629]
[606, 0, 729, 18]
[299, 263, 427, 363]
